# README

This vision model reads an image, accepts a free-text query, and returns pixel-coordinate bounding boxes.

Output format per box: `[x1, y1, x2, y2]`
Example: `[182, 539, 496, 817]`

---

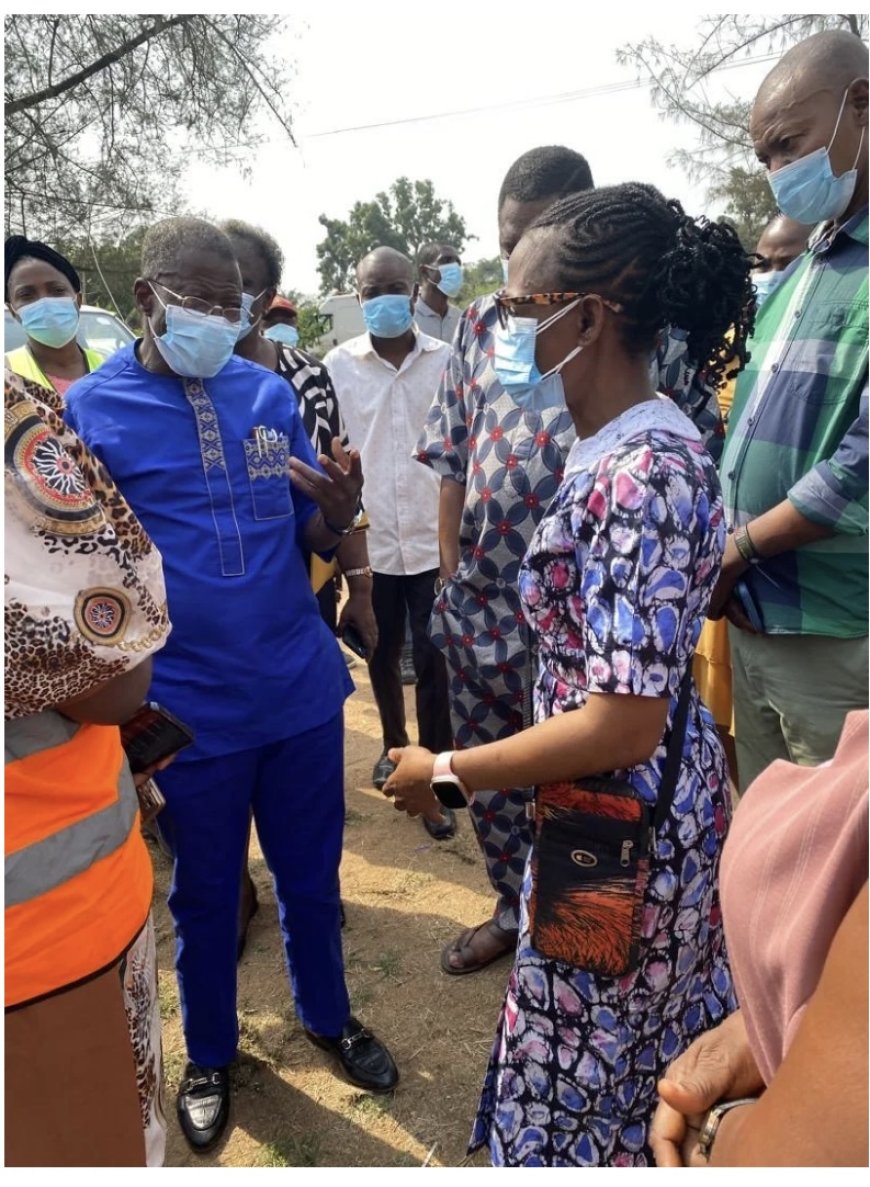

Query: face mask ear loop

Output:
[827, 86, 852, 153]
[536, 296, 582, 338]
[850, 123, 865, 172]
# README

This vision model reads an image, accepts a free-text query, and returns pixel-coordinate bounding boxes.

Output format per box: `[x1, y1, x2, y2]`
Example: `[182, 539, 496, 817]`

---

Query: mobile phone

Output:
[734, 579, 764, 633]
[120, 701, 195, 774]
[339, 623, 369, 660]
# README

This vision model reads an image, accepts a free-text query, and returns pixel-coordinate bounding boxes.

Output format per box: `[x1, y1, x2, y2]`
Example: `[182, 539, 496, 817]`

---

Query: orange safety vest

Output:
[5, 712, 153, 1009]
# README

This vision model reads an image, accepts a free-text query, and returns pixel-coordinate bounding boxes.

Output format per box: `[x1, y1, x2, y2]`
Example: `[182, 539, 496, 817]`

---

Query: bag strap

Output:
[652, 670, 693, 833]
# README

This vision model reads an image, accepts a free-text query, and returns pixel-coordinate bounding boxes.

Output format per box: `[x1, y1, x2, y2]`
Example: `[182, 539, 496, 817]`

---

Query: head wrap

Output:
[5, 235, 81, 301]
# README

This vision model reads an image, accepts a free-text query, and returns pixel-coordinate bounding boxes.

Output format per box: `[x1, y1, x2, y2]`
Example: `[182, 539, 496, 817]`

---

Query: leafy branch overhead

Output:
[316, 178, 473, 295]
[618, 13, 868, 186]
[4, 14, 296, 241]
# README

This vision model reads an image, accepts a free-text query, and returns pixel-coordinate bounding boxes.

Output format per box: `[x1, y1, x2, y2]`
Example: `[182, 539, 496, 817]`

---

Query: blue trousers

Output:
[156, 714, 350, 1067]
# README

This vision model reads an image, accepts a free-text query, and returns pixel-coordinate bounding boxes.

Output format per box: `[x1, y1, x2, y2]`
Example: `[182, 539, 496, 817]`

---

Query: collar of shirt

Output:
[343, 327, 444, 367]
[811, 204, 869, 254]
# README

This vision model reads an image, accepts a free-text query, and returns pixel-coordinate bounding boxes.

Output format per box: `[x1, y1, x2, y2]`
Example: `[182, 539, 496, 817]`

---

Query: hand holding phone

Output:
[338, 622, 369, 660]
[120, 701, 195, 774]
[733, 579, 764, 633]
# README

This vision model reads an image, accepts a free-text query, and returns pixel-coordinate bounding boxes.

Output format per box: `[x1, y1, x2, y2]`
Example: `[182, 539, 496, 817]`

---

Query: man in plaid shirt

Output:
[714, 29, 868, 790]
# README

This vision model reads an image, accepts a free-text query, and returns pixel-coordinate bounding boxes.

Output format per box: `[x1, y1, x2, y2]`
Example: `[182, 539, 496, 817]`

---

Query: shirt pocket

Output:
[243, 435, 293, 520]
[787, 299, 869, 406]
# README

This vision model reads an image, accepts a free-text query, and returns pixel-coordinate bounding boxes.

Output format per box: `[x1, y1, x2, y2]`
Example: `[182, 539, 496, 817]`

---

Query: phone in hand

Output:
[120, 701, 195, 774]
[734, 578, 764, 633]
[339, 623, 369, 660]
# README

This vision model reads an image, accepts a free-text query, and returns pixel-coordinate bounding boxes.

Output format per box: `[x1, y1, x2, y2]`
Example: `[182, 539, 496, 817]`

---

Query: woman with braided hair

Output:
[384, 182, 754, 1165]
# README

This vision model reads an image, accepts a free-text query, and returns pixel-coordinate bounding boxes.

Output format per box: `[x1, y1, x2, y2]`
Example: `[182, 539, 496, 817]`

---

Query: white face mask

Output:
[237, 288, 269, 340]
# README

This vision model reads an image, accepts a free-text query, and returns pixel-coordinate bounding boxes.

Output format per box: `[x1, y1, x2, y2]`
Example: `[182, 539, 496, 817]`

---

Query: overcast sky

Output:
[182, 3, 791, 297]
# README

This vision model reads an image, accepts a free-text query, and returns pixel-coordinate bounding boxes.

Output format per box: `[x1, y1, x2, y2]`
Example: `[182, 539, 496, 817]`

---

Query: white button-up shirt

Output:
[414, 297, 461, 344]
[325, 330, 450, 575]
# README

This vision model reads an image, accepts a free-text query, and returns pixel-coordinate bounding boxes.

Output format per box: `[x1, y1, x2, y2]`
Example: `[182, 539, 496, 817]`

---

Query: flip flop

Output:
[440, 919, 519, 976]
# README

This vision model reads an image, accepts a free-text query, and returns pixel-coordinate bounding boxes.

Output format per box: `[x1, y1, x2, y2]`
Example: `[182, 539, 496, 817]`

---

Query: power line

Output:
[299, 51, 782, 141]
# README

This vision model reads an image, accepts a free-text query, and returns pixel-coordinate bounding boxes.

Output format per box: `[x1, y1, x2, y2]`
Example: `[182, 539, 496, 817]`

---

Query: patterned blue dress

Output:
[417, 298, 726, 932]
[468, 400, 735, 1166]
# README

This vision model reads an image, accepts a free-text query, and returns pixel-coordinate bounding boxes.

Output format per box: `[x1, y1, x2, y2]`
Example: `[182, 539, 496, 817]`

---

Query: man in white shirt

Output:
[325, 247, 455, 838]
[414, 243, 462, 344]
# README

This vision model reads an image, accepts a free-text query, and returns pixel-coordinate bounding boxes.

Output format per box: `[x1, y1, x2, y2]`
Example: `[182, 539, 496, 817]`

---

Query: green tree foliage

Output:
[457, 257, 503, 306]
[316, 178, 471, 294]
[5, 15, 295, 241]
[710, 167, 780, 252]
[54, 226, 147, 323]
[618, 14, 868, 185]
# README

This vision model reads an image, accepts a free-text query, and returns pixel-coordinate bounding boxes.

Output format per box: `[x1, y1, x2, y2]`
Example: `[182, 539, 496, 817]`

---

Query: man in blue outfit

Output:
[65, 216, 398, 1153]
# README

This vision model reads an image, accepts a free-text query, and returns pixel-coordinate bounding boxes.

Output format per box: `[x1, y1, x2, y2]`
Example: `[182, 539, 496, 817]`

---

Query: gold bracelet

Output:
[343, 566, 373, 579]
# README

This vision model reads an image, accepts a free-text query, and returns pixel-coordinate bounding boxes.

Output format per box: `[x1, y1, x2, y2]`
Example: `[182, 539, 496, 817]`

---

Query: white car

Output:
[4, 303, 136, 358]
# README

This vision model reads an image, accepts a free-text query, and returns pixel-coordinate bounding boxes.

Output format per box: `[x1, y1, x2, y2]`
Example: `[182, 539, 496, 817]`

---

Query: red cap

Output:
[268, 296, 297, 315]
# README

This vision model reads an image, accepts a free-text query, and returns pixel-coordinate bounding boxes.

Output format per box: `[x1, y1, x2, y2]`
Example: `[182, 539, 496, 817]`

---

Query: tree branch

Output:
[197, 15, 297, 147]
[5, 14, 194, 115]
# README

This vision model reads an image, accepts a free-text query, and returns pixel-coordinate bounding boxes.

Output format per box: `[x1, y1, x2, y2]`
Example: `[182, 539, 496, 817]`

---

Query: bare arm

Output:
[385, 692, 670, 810]
[710, 499, 835, 619]
[56, 657, 153, 726]
[708, 882, 868, 1167]
[439, 477, 464, 578]
[336, 529, 378, 654]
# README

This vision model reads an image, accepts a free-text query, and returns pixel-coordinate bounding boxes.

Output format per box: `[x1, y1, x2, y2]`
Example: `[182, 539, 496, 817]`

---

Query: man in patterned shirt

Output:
[713, 30, 869, 790]
[416, 147, 728, 975]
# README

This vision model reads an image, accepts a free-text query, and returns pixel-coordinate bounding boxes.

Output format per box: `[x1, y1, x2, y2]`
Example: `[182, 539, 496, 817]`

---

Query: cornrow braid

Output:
[532, 182, 755, 392]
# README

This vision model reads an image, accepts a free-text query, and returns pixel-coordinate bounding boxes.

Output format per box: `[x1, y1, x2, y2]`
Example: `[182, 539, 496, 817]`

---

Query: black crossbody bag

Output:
[527, 672, 692, 977]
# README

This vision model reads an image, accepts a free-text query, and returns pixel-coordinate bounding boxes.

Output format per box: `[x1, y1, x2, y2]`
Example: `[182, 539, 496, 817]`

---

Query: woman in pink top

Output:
[651, 710, 868, 1166]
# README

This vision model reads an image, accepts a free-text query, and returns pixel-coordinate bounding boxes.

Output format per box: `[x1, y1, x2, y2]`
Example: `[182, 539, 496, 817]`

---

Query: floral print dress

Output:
[469, 399, 735, 1167]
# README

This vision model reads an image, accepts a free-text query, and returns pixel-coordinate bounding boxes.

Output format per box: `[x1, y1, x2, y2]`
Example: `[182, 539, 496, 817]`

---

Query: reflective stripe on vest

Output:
[5, 344, 105, 391]
[5, 713, 140, 909]
[5, 712, 153, 1007]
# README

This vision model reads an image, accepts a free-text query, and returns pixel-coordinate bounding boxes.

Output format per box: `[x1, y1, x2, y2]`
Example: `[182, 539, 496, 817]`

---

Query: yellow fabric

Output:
[310, 554, 337, 594]
[5, 344, 105, 392]
[694, 618, 734, 733]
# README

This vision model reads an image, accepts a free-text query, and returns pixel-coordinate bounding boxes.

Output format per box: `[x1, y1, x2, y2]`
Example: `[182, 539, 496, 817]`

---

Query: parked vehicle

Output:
[4, 304, 136, 359]
[317, 293, 365, 353]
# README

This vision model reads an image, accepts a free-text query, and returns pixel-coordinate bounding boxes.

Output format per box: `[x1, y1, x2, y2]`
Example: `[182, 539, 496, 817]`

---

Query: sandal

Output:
[440, 919, 519, 976]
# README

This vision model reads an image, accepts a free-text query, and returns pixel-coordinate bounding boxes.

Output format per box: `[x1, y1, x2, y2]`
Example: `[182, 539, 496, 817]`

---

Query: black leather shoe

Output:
[304, 1016, 399, 1093]
[372, 752, 396, 790]
[422, 806, 457, 841]
[176, 1063, 230, 1152]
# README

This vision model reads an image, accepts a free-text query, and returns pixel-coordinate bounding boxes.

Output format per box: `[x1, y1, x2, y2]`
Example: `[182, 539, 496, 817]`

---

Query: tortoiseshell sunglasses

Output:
[494, 290, 623, 330]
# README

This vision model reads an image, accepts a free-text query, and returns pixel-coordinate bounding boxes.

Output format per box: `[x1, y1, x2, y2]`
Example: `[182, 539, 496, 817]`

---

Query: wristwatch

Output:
[733, 523, 758, 563]
[324, 508, 364, 537]
[430, 751, 470, 809]
[697, 1097, 757, 1161]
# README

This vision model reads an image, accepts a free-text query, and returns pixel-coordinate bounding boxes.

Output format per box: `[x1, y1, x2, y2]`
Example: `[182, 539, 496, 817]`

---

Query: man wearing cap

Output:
[262, 295, 301, 348]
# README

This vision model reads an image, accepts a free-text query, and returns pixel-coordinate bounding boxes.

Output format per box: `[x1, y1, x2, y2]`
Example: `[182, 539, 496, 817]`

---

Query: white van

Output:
[317, 293, 365, 353]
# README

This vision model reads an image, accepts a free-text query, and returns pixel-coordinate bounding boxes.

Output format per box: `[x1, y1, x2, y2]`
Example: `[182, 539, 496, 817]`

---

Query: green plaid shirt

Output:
[721, 207, 868, 638]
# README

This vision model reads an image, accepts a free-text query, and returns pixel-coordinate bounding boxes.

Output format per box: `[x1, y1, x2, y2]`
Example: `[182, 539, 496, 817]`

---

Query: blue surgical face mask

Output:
[264, 323, 299, 347]
[361, 293, 414, 338]
[768, 87, 865, 223]
[751, 270, 784, 308]
[434, 262, 463, 298]
[237, 288, 268, 340]
[149, 287, 240, 378]
[492, 298, 583, 411]
[17, 295, 80, 348]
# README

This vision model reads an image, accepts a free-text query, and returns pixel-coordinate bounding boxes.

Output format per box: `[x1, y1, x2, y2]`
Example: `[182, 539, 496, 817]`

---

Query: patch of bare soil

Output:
[153, 660, 506, 1167]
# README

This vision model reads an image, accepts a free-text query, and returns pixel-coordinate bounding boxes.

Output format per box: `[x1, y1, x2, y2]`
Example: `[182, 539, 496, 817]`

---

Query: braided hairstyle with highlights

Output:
[531, 182, 755, 391]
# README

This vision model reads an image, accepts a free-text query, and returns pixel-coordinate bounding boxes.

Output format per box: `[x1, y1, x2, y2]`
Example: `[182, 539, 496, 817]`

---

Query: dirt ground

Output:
[152, 657, 508, 1168]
